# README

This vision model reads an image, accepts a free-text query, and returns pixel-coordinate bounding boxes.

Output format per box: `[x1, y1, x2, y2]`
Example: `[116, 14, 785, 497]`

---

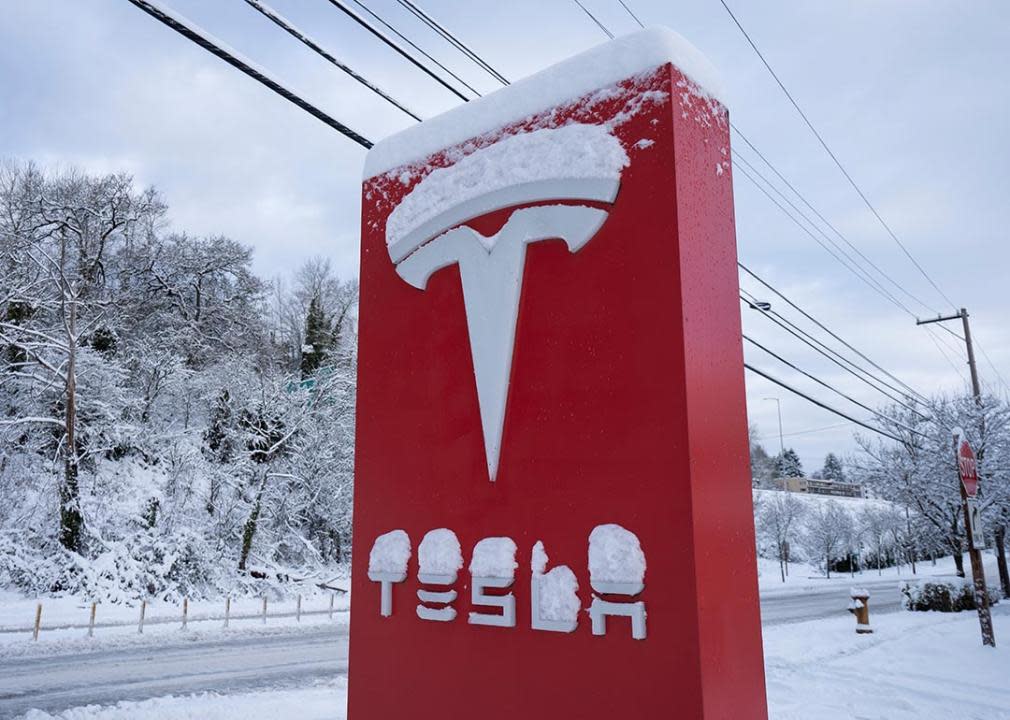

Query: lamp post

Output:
[764, 397, 784, 455]
[746, 299, 785, 455]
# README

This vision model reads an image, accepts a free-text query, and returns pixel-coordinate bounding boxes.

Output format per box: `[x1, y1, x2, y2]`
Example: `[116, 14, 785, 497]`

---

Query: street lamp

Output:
[763, 397, 784, 455]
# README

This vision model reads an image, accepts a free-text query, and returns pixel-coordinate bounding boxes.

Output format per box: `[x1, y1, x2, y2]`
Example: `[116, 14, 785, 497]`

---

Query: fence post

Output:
[296, 594, 302, 623]
[88, 602, 97, 638]
[329, 593, 334, 620]
[138, 600, 147, 634]
[224, 596, 231, 629]
[32, 603, 42, 642]
[182, 597, 189, 630]
[262, 596, 268, 624]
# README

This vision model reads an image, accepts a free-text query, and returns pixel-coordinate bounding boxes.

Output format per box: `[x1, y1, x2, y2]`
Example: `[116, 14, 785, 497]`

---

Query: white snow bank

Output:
[531, 541, 580, 624]
[367, 530, 410, 576]
[469, 537, 518, 579]
[588, 524, 646, 587]
[385, 124, 627, 251]
[417, 529, 463, 578]
[364, 27, 724, 178]
[763, 608, 1010, 719]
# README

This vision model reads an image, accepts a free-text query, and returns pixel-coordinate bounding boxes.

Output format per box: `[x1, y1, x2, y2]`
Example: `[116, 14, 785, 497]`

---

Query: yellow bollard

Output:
[848, 588, 873, 634]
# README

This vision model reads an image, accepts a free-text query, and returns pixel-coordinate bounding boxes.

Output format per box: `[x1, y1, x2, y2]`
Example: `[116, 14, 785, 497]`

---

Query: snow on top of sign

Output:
[469, 537, 518, 579]
[588, 524, 646, 586]
[368, 529, 411, 576]
[532, 541, 580, 624]
[418, 528, 463, 576]
[951, 426, 965, 440]
[364, 27, 724, 178]
[385, 124, 627, 250]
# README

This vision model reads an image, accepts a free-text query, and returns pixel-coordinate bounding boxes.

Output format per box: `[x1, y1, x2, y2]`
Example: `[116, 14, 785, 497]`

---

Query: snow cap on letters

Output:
[368, 529, 411, 576]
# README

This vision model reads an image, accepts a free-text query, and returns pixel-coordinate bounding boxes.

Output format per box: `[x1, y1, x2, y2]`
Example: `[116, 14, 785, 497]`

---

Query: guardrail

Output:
[3, 593, 349, 640]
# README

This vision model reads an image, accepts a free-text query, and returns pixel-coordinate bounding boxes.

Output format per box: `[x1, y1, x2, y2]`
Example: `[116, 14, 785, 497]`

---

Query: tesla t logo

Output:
[385, 124, 627, 481]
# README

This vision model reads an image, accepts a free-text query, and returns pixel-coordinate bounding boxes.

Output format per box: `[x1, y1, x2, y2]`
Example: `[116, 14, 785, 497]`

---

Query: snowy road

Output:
[0, 627, 348, 719]
[759, 575, 906, 625]
[758, 560, 1000, 626]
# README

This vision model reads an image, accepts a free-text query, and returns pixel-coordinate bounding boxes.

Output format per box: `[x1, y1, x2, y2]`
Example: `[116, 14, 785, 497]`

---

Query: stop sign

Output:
[958, 439, 979, 497]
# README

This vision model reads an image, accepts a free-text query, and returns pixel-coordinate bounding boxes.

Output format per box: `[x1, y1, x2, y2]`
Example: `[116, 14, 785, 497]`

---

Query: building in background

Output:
[773, 477, 865, 498]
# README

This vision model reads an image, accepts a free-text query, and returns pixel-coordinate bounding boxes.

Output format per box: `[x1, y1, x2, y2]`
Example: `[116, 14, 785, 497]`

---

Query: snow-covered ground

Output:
[13, 608, 1009, 720]
[764, 606, 1010, 719]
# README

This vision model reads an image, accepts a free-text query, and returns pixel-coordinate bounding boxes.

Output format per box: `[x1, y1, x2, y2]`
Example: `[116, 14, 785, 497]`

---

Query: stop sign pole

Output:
[954, 430, 995, 647]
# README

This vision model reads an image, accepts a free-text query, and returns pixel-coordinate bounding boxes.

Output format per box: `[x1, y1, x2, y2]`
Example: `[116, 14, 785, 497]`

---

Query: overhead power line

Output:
[744, 363, 906, 444]
[741, 292, 929, 420]
[393, 0, 510, 85]
[738, 263, 925, 402]
[732, 159, 965, 378]
[571, 0, 615, 39]
[323, 0, 472, 101]
[124, 0, 373, 148]
[614, 0, 645, 29]
[743, 333, 923, 435]
[347, 0, 481, 98]
[242, 0, 422, 121]
[732, 157, 919, 319]
[716, 0, 958, 311]
[759, 421, 854, 441]
[731, 124, 940, 316]
[974, 338, 1010, 394]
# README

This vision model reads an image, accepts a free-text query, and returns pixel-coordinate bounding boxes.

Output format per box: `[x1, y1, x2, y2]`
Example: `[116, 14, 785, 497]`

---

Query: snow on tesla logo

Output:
[386, 124, 628, 482]
[367, 523, 647, 639]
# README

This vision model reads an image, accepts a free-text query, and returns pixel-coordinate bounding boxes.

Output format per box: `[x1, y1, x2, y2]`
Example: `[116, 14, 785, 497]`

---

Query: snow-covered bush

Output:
[901, 580, 1000, 612]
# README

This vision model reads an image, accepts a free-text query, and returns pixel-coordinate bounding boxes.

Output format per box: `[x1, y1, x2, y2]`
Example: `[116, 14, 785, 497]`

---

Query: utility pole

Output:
[919, 308, 1003, 641]
[917, 308, 981, 400]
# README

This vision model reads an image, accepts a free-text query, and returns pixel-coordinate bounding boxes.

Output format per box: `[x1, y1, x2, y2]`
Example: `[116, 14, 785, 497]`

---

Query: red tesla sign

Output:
[348, 28, 767, 719]
[958, 439, 979, 497]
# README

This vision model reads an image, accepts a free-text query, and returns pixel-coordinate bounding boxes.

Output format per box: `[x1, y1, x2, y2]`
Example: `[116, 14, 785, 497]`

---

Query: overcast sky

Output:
[2, 0, 1007, 473]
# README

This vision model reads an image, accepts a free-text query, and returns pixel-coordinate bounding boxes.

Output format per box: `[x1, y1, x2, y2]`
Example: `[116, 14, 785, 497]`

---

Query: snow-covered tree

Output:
[0, 161, 359, 601]
[749, 424, 775, 487]
[820, 453, 846, 482]
[860, 506, 903, 574]
[854, 393, 1010, 581]
[756, 490, 806, 582]
[803, 500, 853, 578]
[774, 448, 804, 478]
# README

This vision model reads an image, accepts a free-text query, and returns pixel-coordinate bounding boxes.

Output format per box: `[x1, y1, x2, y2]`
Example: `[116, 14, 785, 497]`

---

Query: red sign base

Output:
[350, 29, 767, 720]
